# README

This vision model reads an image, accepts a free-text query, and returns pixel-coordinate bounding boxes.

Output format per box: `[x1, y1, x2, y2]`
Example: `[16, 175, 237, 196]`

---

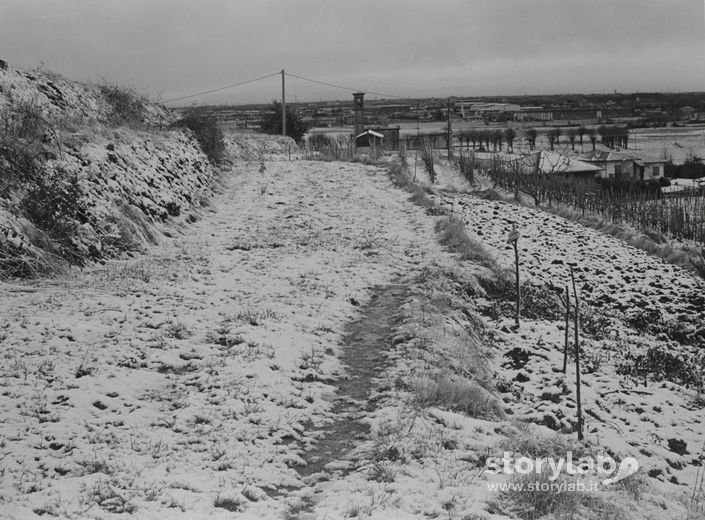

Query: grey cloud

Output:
[0, 0, 702, 103]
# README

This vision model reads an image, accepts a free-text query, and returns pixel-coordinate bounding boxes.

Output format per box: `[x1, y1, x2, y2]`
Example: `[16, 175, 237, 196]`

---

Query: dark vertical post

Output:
[571, 267, 583, 441]
[281, 69, 286, 137]
[507, 226, 521, 328]
[563, 284, 570, 373]
[514, 242, 520, 327]
[414, 115, 419, 181]
[447, 98, 453, 159]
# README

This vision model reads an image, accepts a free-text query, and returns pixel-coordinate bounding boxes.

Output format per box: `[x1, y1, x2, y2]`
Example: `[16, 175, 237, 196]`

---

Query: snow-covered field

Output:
[1, 137, 705, 520]
[630, 127, 705, 164]
[436, 192, 705, 329]
[429, 182, 705, 517]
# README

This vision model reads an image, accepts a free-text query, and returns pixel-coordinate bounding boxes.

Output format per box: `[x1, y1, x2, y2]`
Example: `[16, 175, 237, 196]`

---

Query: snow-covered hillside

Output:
[0, 64, 296, 276]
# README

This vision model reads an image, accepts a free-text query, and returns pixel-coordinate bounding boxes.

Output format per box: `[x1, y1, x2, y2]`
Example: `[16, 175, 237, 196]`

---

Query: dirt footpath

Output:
[0, 159, 451, 520]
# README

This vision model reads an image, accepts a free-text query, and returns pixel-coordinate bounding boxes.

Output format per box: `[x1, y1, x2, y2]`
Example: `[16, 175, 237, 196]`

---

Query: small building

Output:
[355, 129, 384, 148]
[456, 101, 521, 120]
[634, 156, 668, 181]
[522, 151, 602, 183]
[578, 150, 667, 181]
[515, 106, 554, 122]
[368, 126, 400, 150]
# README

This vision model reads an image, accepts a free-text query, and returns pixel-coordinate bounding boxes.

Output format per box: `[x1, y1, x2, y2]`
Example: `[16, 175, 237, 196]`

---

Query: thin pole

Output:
[447, 98, 453, 159]
[281, 69, 286, 137]
[414, 115, 419, 181]
[571, 267, 583, 441]
[514, 242, 520, 327]
[562, 285, 570, 373]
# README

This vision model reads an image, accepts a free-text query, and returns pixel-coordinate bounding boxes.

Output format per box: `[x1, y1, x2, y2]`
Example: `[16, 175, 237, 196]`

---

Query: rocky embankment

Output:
[0, 63, 295, 276]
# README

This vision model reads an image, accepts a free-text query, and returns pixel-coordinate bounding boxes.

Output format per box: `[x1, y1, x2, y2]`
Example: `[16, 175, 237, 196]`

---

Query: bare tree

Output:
[597, 125, 609, 148]
[548, 128, 561, 151]
[492, 129, 503, 151]
[478, 130, 491, 151]
[566, 128, 578, 151]
[504, 127, 517, 152]
[525, 128, 538, 151]
[469, 130, 478, 151]
[577, 125, 587, 149]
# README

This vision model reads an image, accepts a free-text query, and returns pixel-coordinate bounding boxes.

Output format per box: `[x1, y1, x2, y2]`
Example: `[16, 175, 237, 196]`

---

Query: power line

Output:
[163, 71, 281, 104]
[162, 70, 408, 104]
[285, 72, 406, 100]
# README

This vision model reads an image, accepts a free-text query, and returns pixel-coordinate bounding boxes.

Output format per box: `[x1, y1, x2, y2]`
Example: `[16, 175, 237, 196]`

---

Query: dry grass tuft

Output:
[498, 467, 632, 520]
[499, 422, 587, 460]
[412, 372, 505, 420]
[434, 217, 496, 268]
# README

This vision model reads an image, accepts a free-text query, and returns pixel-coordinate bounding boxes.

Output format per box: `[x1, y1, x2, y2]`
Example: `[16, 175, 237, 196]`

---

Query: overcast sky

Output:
[1, 0, 704, 105]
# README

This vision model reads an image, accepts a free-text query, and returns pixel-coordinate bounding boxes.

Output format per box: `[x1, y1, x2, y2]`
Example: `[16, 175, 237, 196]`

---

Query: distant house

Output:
[485, 151, 602, 184]
[369, 126, 400, 150]
[515, 106, 554, 122]
[634, 156, 668, 181]
[524, 150, 602, 183]
[578, 150, 667, 181]
[457, 101, 521, 121]
[355, 129, 384, 148]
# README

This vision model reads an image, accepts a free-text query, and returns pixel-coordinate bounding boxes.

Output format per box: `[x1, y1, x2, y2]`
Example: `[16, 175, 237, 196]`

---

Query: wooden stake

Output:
[281, 69, 286, 137]
[447, 97, 453, 159]
[563, 284, 570, 373]
[507, 226, 521, 329]
[513, 240, 520, 328]
[570, 267, 583, 441]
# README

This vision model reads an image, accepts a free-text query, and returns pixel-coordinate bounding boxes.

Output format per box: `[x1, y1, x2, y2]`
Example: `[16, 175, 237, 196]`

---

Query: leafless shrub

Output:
[99, 83, 146, 126]
[421, 138, 436, 183]
[165, 320, 191, 339]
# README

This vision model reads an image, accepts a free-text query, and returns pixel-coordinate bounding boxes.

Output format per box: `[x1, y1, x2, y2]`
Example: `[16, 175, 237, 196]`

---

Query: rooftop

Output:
[577, 150, 666, 163]
[534, 151, 603, 174]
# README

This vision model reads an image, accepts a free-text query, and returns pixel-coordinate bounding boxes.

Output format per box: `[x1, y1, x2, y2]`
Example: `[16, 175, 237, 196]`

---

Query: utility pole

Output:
[281, 69, 286, 137]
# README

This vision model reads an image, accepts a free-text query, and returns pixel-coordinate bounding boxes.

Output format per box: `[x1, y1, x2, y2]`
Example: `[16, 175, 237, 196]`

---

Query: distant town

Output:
[175, 91, 705, 131]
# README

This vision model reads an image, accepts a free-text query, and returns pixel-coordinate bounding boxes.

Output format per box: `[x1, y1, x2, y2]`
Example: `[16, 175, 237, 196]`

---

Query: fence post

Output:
[563, 284, 570, 373]
[570, 267, 583, 441]
[506, 226, 521, 328]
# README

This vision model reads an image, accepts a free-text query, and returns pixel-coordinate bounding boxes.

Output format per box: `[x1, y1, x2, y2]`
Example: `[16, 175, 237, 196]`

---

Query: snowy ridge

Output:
[0, 64, 216, 270]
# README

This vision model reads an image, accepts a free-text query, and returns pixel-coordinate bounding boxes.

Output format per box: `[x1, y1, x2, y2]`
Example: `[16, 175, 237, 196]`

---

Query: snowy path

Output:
[289, 283, 407, 516]
[0, 160, 446, 519]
